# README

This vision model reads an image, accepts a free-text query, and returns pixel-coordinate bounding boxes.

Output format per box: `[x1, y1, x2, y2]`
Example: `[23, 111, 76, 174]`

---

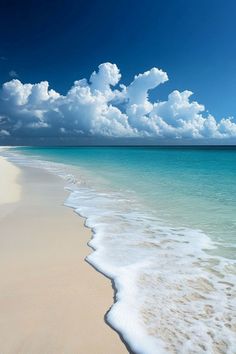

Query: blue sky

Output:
[0, 0, 236, 144]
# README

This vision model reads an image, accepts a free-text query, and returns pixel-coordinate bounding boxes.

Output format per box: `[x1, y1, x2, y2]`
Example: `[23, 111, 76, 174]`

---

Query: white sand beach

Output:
[0, 157, 127, 354]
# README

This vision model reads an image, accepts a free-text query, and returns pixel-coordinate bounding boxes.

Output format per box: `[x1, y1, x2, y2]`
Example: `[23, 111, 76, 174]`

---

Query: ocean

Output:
[2, 146, 236, 354]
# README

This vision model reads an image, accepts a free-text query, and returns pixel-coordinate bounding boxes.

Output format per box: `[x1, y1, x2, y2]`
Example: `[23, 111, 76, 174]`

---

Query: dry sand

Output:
[0, 157, 21, 204]
[0, 157, 128, 354]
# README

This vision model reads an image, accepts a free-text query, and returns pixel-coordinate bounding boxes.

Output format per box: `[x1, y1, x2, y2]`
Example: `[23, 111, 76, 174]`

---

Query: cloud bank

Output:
[1, 62, 236, 142]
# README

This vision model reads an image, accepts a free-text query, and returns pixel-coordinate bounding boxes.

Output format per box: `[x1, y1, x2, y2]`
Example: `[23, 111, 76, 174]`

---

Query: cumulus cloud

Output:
[127, 68, 168, 106]
[90, 62, 121, 94]
[0, 62, 236, 141]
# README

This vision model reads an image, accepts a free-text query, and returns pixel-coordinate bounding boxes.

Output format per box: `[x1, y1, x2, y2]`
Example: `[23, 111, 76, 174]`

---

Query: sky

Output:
[0, 0, 236, 145]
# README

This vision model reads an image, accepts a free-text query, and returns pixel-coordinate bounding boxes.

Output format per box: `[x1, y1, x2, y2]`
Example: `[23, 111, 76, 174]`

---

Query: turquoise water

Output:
[5, 146, 236, 353]
[16, 146, 236, 257]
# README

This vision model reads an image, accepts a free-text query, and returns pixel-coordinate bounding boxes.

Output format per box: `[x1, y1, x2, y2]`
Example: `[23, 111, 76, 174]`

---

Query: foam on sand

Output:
[66, 188, 236, 354]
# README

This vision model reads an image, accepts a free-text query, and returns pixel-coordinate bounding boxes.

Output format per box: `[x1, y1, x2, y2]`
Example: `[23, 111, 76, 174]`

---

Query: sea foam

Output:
[2, 150, 236, 354]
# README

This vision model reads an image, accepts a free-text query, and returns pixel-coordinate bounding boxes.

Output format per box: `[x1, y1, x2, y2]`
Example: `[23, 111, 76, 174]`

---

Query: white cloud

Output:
[90, 62, 121, 94]
[2, 79, 32, 105]
[0, 62, 236, 140]
[127, 67, 168, 106]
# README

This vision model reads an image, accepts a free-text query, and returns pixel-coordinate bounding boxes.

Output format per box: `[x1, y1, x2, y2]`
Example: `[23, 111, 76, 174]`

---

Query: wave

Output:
[2, 149, 236, 354]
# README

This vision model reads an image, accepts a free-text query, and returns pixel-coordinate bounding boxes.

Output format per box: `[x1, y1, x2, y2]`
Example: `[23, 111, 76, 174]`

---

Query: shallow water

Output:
[2, 146, 236, 354]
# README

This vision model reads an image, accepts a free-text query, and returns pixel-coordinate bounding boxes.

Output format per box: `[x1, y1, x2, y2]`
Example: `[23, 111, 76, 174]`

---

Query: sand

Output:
[0, 157, 128, 354]
[0, 157, 21, 204]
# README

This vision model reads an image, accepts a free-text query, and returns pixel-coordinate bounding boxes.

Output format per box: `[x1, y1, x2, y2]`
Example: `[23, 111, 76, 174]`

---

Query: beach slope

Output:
[0, 157, 127, 354]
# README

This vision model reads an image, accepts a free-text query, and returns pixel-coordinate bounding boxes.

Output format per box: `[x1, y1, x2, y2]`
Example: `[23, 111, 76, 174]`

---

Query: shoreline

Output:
[0, 157, 127, 354]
